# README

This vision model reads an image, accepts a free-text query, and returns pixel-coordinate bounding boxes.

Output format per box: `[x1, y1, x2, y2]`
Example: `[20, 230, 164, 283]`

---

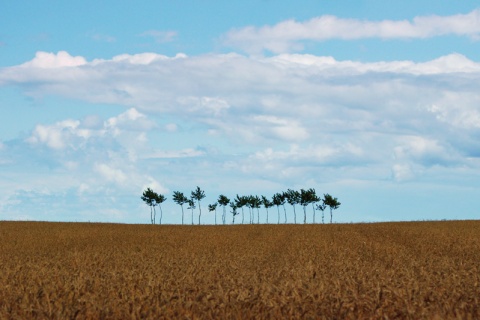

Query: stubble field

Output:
[1, 220, 479, 319]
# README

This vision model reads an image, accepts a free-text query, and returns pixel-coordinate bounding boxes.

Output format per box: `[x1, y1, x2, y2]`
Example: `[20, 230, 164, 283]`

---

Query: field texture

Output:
[1, 221, 479, 319]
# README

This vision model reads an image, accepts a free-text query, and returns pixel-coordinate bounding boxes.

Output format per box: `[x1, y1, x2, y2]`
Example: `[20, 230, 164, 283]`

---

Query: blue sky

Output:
[1, 0, 480, 224]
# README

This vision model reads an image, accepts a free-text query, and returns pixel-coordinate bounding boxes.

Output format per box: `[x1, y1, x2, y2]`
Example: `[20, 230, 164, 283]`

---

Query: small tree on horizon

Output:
[155, 193, 167, 225]
[141, 188, 158, 224]
[173, 191, 188, 225]
[285, 189, 300, 224]
[262, 195, 273, 224]
[208, 203, 218, 225]
[234, 195, 247, 224]
[315, 201, 326, 224]
[251, 195, 262, 224]
[300, 188, 319, 224]
[191, 186, 206, 225]
[324, 194, 341, 223]
[230, 203, 239, 224]
[187, 198, 196, 225]
[217, 194, 230, 225]
[272, 193, 285, 224]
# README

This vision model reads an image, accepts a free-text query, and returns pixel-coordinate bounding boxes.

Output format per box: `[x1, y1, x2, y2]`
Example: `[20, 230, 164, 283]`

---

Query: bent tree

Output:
[141, 188, 158, 224]
[324, 194, 341, 223]
[155, 193, 167, 225]
[300, 188, 319, 224]
[262, 196, 273, 224]
[272, 193, 284, 224]
[187, 198, 196, 225]
[217, 195, 230, 225]
[230, 203, 239, 224]
[315, 201, 326, 224]
[285, 189, 300, 224]
[208, 203, 218, 225]
[234, 195, 247, 224]
[191, 186, 206, 225]
[173, 191, 188, 225]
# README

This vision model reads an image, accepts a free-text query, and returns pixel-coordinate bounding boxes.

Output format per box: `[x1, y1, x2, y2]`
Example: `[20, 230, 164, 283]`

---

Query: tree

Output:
[187, 198, 196, 225]
[315, 201, 326, 224]
[272, 193, 285, 224]
[208, 203, 218, 225]
[262, 195, 273, 224]
[251, 195, 262, 224]
[141, 188, 157, 224]
[155, 193, 167, 225]
[217, 194, 230, 225]
[245, 195, 254, 224]
[285, 189, 300, 224]
[300, 189, 309, 224]
[191, 186, 206, 225]
[230, 203, 239, 224]
[172, 191, 188, 225]
[300, 188, 319, 224]
[308, 188, 320, 223]
[324, 194, 341, 223]
[234, 195, 247, 224]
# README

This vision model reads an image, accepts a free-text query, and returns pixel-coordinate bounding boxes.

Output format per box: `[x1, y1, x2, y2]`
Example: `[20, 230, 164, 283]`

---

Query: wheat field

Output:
[1, 221, 479, 319]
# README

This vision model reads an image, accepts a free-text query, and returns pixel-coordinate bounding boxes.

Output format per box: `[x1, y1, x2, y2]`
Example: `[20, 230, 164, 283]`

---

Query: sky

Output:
[1, 0, 480, 224]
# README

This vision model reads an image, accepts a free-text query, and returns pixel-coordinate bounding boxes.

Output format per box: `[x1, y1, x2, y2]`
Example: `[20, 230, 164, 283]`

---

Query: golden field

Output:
[1, 221, 479, 319]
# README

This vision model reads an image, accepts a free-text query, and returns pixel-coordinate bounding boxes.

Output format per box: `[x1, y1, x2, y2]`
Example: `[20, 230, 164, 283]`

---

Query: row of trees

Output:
[141, 187, 340, 225]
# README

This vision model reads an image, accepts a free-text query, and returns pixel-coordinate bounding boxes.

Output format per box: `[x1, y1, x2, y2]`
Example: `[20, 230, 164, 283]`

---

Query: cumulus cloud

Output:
[27, 119, 83, 149]
[223, 9, 480, 53]
[20, 51, 87, 68]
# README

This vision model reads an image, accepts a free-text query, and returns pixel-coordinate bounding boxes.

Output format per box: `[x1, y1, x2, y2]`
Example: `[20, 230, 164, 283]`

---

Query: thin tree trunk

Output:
[257, 208, 260, 224]
[293, 205, 297, 224]
[159, 205, 163, 225]
[303, 206, 307, 224]
[330, 208, 333, 223]
[153, 206, 156, 225]
[150, 206, 154, 224]
[283, 205, 287, 223]
[181, 205, 184, 225]
[198, 201, 201, 225]
[311, 203, 316, 224]
[266, 208, 269, 224]
[241, 208, 244, 224]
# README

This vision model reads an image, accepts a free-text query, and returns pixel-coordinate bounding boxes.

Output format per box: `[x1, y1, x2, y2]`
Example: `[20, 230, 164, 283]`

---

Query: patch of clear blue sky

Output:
[1, 0, 478, 66]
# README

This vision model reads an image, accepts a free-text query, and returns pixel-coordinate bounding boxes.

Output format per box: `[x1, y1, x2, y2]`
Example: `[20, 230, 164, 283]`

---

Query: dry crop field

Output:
[1, 221, 479, 319]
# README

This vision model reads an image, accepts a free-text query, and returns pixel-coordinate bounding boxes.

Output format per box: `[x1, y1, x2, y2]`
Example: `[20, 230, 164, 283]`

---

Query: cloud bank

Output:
[1, 50, 480, 222]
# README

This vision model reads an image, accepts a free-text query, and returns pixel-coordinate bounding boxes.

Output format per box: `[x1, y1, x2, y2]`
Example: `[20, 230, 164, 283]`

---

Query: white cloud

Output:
[393, 136, 458, 167]
[223, 9, 480, 53]
[20, 51, 87, 68]
[27, 119, 82, 149]
[105, 108, 157, 131]
[94, 163, 128, 185]
[253, 115, 309, 141]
